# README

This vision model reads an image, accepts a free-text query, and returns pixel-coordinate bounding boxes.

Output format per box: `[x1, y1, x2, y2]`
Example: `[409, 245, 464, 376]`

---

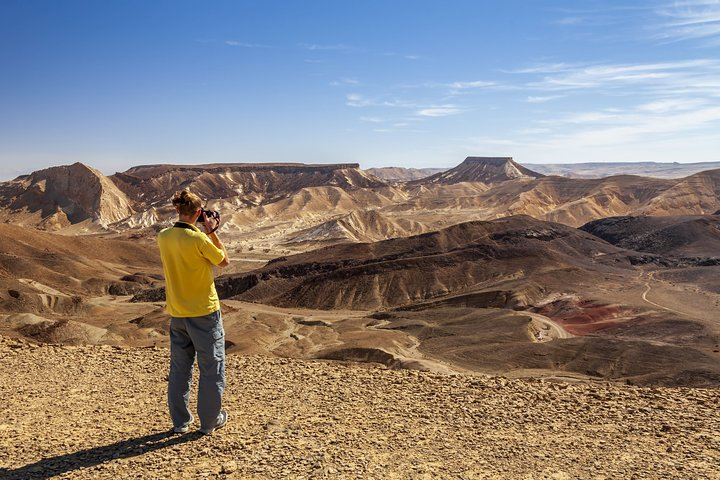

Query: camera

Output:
[197, 208, 220, 225]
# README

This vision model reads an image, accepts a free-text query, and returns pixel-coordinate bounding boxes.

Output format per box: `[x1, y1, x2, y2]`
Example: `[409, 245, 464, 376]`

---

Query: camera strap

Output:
[173, 222, 195, 231]
[174, 221, 219, 235]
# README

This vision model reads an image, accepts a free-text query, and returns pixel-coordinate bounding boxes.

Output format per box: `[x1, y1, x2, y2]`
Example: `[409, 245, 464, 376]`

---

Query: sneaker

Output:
[173, 414, 194, 434]
[200, 410, 228, 435]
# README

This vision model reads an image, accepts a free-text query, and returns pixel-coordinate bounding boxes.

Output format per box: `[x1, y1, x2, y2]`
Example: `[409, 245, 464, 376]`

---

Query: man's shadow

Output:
[0, 430, 202, 479]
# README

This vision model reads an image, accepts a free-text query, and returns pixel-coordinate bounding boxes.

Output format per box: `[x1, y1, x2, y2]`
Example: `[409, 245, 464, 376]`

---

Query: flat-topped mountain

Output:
[0, 162, 134, 229]
[3, 158, 720, 250]
[416, 157, 544, 185]
[110, 162, 387, 207]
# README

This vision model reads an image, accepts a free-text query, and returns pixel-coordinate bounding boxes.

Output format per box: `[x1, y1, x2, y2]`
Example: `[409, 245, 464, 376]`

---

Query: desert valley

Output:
[1, 156, 719, 387]
[3, 156, 720, 478]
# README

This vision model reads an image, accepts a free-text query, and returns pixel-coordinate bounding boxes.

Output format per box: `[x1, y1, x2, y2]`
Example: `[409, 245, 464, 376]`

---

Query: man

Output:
[157, 190, 230, 435]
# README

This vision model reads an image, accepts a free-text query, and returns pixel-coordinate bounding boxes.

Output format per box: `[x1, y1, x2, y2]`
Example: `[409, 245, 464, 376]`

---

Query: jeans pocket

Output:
[212, 327, 224, 341]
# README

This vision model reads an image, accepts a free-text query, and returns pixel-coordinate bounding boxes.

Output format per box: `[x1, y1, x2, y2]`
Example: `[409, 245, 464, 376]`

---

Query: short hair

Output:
[172, 190, 202, 216]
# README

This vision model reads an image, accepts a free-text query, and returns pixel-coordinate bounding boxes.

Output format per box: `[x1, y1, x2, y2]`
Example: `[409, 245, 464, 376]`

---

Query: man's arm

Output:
[202, 212, 230, 268]
[207, 231, 229, 268]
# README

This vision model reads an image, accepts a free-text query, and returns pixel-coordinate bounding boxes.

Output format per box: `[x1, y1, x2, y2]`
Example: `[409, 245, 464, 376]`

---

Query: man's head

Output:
[172, 190, 202, 222]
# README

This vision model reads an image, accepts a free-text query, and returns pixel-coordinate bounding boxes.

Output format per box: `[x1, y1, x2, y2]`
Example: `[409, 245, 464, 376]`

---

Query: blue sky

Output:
[1, 0, 719, 180]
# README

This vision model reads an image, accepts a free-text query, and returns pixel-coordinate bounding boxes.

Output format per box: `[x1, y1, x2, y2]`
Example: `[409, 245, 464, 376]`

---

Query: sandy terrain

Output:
[1, 335, 719, 479]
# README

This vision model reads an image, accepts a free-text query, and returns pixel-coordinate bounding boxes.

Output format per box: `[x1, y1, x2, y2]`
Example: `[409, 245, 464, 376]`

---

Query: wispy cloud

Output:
[523, 59, 720, 95]
[346, 93, 414, 108]
[225, 40, 271, 48]
[541, 105, 720, 148]
[330, 78, 361, 87]
[654, 0, 720, 45]
[527, 95, 563, 103]
[636, 98, 707, 113]
[555, 17, 584, 26]
[382, 52, 423, 61]
[360, 116, 385, 123]
[300, 43, 354, 51]
[447, 80, 496, 90]
[416, 105, 462, 117]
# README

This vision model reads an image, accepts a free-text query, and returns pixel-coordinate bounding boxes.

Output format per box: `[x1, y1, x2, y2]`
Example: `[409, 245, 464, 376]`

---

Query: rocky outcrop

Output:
[0, 162, 134, 228]
[581, 214, 720, 257]
[110, 163, 389, 207]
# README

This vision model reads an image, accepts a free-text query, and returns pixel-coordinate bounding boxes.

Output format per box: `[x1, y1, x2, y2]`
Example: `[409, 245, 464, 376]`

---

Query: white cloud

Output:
[382, 52, 423, 60]
[360, 116, 384, 123]
[225, 41, 270, 48]
[416, 105, 462, 117]
[448, 80, 495, 89]
[346, 94, 413, 108]
[654, 0, 720, 45]
[524, 59, 720, 94]
[516, 128, 551, 135]
[637, 98, 707, 113]
[556, 17, 584, 26]
[300, 43, 354, 51]
[330, 78, 361, 87]
[537, 106, 720, 149]
[347, 94, 371, 107]
[527, 95, 563, 103]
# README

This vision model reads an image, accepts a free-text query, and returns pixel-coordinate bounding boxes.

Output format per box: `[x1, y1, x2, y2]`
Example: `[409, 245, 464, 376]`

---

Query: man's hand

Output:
[201, 211, 220, 235]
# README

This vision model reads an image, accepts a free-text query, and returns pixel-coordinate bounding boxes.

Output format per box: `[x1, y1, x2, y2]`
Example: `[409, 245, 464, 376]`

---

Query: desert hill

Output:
[285, 209, 430, 244]
[487, 174, 676, 227]
[365, 166, 446, 181]
[415, 156, 543, 185]
[0, 223, 161, 316]
[528, 161, 720, 179]
[581, 214, 720, 257]
[124, 214, 720, 386]
[110, 163, 387, 208]
[2, 337, 718, 479]
[3, 158, 720, 252]
[636, 169, 720, 216]
[214, 215, 629, 310]
[0, 162, 134, 230]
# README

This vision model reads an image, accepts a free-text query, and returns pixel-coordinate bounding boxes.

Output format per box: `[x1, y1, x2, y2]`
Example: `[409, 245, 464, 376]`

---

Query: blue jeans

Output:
[168, 310, 225, 432]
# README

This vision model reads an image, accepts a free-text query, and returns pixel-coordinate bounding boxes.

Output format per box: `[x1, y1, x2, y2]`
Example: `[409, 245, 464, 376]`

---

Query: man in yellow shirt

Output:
[158, 190, 230, 435]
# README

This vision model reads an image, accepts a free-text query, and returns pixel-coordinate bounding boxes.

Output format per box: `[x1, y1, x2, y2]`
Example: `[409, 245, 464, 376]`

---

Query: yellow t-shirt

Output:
[157, 222, 225, 317]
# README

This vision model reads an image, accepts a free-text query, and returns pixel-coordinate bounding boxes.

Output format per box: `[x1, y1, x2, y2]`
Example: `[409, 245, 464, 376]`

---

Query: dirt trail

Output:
[640, 271, 692, 316]
[1, 336, 719, 479]
[526, 312, 572, 342]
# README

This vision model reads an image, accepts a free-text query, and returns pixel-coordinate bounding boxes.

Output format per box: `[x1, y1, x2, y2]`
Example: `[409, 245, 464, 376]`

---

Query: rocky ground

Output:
[0, 335, 719, 479]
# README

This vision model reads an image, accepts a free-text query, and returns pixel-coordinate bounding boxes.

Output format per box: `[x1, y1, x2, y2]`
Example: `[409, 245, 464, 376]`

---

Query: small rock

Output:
[221, 461, 238, 474]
